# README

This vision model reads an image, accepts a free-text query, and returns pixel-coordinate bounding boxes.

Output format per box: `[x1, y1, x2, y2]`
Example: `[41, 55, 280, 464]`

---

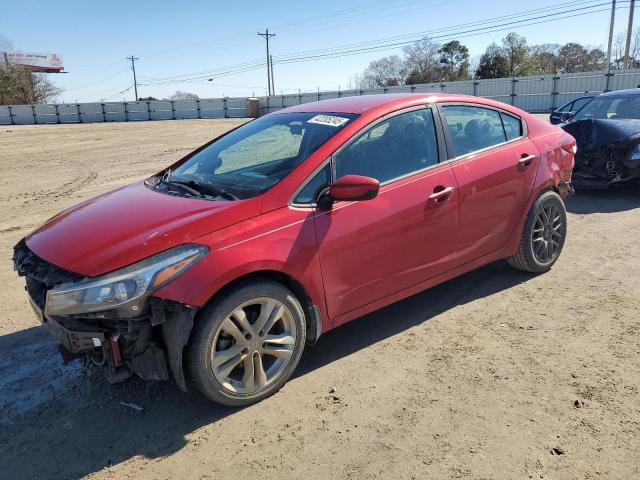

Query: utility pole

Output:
[258, 29, 275, 96]
[270, 54, 275, 95]
[607, 0, 617, 69]
[127, 55, 139, 101]
[624, 0, 636, 69]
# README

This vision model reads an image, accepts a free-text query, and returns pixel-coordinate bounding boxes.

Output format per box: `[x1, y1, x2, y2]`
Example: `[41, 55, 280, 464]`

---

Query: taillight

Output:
[560, 133, 577, 155]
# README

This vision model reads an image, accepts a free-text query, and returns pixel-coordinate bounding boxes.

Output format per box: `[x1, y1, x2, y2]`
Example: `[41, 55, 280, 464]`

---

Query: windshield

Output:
[159, 112, 357, 200]
[573, 95, 640, 121]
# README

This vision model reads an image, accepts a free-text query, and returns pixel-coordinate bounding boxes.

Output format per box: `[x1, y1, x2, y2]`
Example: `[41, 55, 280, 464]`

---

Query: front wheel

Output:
[508, 190, 567, 273]
[187, 280, 306, 406]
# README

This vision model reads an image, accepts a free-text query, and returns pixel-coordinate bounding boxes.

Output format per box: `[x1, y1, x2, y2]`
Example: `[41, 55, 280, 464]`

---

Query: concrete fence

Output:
[3, 68, 640, 125]
[259, 68, 640, 115]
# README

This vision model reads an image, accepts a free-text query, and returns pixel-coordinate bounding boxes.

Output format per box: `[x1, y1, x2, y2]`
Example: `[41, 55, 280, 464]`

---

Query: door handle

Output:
[429, 186, 454, 201]
[518, 154, 536, 166]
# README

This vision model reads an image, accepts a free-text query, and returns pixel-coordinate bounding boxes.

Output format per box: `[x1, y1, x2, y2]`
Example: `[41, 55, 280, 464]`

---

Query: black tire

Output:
[187, 279, 306, 406]
[508, 190, 567, 273]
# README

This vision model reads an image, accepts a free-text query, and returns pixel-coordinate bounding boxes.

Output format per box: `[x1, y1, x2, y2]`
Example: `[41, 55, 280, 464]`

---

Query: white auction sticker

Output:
[307, 115, 350, 127]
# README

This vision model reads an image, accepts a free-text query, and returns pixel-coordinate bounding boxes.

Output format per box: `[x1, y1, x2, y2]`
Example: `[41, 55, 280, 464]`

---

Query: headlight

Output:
[629, 144, 640, 161]
[45, 244, 208, 317]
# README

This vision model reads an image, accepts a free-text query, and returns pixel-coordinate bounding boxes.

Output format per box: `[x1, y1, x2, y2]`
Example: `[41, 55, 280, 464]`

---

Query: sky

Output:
[0, 0, 631, 103]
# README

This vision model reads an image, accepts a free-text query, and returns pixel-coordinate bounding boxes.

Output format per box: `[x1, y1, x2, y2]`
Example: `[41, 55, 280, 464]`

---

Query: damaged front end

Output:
[561, 119, 640, 188]
[12, 239, 205, 391]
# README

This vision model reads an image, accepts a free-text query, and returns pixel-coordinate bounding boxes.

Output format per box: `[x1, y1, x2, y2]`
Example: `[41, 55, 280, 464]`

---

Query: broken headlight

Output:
[45, 244, 208, 316]
[629, 144, 640, 161]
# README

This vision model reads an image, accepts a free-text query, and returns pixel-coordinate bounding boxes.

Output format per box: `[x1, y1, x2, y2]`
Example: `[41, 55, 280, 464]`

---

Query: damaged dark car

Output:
[561, 89, 640, 189]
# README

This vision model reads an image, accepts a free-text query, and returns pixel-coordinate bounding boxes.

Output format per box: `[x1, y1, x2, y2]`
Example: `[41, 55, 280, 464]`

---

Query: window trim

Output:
[435, 102, 528, 163]
[290, 104, 447, 208]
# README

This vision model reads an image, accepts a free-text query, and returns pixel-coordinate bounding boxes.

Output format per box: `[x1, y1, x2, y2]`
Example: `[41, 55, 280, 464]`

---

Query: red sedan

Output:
[14, 94, 575, 405]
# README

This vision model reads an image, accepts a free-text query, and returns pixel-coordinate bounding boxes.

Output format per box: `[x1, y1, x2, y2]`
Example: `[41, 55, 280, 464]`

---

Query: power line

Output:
[63, 66, 130, 92]
[102, 84, 134, 102]
[275, 1, 617, 63]
[138, 58, 264, 83]
[73, 81, 133, 102]
[274, 0, 603, 59]
[61, 0, 614, 98]
[135, 0, 447, 60]
[72, 0, 624, 100]
[138, 0, 615, 88]
[139, 63, 267, 86]
[275, 7, 616, 65]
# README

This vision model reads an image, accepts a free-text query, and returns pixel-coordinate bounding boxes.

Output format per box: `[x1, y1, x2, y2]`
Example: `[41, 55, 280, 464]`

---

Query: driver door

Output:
[307, 107, 459, 322]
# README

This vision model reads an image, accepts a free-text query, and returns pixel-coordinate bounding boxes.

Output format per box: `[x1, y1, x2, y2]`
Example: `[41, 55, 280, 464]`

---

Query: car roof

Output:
[601, 88, 640, 97]
[275, 93, 514, 115]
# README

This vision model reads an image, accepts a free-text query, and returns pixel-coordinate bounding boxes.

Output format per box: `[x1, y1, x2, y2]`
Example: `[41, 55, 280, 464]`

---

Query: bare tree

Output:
[0, 34, 13, 50]
[346, 73, 375, 90]
[529, 44, 561, 74]
[468, 55, 481, 79]
[169, 91, 199, 101]
[0, 66, 61, 104]
[362, 55, 407, 87]
[403, 37, 441, 84]
[613, 31, 627, 69]
[0, 35, 62, 104]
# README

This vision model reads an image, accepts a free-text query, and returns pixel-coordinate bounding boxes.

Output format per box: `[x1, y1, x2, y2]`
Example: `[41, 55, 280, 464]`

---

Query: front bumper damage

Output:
[13, 239, 197, 391]
[561, 119, 640, 188]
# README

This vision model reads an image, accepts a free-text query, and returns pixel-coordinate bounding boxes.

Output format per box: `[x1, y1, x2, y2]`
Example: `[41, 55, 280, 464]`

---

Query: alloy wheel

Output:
[531, 203, 564, 264]
[210, 297, 297, 394]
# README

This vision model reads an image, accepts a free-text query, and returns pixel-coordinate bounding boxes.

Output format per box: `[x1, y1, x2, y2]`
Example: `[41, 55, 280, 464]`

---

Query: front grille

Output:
[13, 238, 86, 309]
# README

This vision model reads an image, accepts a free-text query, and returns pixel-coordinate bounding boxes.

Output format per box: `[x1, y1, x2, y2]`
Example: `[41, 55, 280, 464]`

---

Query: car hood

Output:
[25, 180, 261, 277]
[561, 118, 640, 152]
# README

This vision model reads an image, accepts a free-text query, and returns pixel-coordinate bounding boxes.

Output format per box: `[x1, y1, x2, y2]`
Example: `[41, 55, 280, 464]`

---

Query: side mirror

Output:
[560, 112, 573, 123]
[319, 175, 380, 207]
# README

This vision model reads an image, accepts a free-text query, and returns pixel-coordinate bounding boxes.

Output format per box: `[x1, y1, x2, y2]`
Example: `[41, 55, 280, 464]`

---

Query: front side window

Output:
[334, 109, 439, 184]
[294, 164, 331, 204]
[166, 112, 357, 199]
[571, 97, 592, 113]
[557, 100, 575, 114]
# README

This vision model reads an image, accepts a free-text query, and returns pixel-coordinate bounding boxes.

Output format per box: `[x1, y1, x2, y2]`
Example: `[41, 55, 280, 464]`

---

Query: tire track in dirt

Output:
[4, 171, 98, 204]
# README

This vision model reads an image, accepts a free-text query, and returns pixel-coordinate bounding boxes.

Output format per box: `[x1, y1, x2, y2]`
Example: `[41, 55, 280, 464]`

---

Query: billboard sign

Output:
[3, 52, 64, 72]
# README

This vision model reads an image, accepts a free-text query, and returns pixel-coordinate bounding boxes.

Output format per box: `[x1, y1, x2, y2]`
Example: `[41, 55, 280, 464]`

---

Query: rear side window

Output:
[334, 108, 439, 184]
[442, 105, 523, 157]
[501, 112, 522, 141]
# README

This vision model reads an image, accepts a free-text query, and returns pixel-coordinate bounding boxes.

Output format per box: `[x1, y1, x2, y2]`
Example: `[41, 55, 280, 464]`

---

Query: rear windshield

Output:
[169, 112, 357, 199]
[573, 96, 640, 121]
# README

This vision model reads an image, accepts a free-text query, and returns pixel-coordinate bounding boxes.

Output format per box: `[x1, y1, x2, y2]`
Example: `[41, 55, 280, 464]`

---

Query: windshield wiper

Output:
[169, 178, 238, 201]
[163, 179, 204, 198]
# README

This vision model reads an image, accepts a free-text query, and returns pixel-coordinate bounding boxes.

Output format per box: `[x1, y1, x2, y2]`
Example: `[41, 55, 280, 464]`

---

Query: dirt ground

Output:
[0, 119, 639, 480]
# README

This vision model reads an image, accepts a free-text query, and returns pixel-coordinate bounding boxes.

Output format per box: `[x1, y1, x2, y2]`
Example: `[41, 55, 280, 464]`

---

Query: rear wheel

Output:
[187, 280, 306, 406]
[508, 190, 567, 273]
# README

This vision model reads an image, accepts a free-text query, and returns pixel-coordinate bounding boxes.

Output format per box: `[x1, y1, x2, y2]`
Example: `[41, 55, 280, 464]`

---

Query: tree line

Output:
[351, 30, 640, 89]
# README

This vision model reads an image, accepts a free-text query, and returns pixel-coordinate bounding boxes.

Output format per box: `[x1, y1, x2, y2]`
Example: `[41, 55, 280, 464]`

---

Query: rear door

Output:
[438, 104, 539, 262]
[293, 107, 459, 320]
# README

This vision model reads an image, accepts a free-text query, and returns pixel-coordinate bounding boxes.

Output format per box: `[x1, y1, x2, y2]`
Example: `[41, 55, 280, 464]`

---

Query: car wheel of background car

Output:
[508, 190, 567, 273]
[187, 279, 306, 406]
